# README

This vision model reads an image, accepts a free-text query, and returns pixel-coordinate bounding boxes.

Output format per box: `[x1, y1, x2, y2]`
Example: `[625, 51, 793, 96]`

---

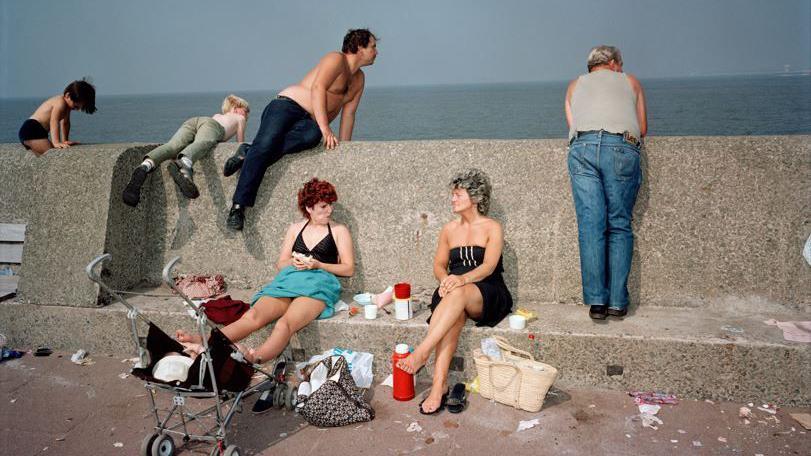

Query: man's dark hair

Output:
[342, 29, 377, 54]
[63, 79, 97, 114]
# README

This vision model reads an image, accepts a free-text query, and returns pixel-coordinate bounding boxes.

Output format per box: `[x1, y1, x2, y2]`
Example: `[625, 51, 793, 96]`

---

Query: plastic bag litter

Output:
[480, 338, 502, 360]
[296, 347, 374, 388]
[803, 233, 811, 266]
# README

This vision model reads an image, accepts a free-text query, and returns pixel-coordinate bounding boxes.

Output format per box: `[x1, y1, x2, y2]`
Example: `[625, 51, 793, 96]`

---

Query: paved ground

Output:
[1, 349, 809, 456]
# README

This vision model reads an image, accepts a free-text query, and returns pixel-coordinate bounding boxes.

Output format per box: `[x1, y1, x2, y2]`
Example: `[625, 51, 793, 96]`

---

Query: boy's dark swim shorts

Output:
[18, 119, 49, 150]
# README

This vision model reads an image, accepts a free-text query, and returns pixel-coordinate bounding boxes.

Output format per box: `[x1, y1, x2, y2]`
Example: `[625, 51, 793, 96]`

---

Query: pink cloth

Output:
[764, 319, 811, 343]
[174, 274, 226, 299]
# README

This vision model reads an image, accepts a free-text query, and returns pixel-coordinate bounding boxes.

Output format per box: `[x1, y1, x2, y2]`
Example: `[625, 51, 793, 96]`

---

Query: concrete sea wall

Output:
[1, 136, 808, 311]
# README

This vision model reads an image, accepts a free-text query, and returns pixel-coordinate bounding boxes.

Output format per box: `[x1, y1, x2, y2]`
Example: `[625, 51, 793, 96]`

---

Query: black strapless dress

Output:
[429, 245, 513, 327]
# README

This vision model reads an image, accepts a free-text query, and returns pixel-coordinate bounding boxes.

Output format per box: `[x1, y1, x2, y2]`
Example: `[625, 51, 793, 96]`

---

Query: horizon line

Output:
[1, 70, 808, 100]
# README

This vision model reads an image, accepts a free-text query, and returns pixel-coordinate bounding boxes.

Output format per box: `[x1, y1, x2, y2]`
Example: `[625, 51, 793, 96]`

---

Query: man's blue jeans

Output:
[567, 131, 641, 311]
[233, 97, 322, 207]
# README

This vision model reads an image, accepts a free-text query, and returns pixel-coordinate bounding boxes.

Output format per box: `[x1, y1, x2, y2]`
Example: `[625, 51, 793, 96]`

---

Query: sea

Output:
[1, 74, 809, 144]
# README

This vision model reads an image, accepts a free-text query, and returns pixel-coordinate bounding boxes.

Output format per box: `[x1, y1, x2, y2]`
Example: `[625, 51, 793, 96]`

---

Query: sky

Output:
[1, 0, 809, 98]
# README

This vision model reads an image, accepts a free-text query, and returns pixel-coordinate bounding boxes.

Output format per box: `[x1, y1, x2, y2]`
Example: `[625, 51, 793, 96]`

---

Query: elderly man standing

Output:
[564, 45, 648, 320]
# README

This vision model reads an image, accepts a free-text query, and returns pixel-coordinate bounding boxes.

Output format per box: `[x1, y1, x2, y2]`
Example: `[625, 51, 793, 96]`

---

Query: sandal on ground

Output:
[419, 390, 449, 415]
[446, 383, 468, 414]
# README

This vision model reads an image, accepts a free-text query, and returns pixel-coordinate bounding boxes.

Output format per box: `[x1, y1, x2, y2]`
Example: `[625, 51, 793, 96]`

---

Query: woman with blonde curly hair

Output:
[397, 169, 512, 415]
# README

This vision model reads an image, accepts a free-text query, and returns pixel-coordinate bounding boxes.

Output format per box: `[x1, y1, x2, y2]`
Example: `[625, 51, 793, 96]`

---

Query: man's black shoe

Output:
[251, 389, 274, 414]
[589, 305, 607, 320]
[122, 166, 149, 207]
[606, 307, 628, 318]
[224, 143, 248, 177]
[227, 205, 245, 231]
[168, 160, 200, 199]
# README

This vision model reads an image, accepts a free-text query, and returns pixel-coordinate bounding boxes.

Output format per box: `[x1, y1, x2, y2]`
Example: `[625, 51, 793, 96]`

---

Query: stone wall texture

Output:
[1, 136, 809, 310]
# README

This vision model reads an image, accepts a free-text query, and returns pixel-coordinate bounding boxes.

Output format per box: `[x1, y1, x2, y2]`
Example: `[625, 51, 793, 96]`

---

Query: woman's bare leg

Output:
[397, 284, 484, 374]
[175, 296, 290, 343]
[421, 312, 465, 413]
[248, 296, 325, 363]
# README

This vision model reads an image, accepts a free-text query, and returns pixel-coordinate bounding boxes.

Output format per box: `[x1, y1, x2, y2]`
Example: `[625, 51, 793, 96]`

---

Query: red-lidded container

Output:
[392, 343, 415, 401]
[394, 283, 411, 300]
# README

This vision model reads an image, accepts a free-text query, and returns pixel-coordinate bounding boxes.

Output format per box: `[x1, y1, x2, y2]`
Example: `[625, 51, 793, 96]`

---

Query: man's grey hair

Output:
[587, 45, 622, 71]
[450, 168, 492, 215]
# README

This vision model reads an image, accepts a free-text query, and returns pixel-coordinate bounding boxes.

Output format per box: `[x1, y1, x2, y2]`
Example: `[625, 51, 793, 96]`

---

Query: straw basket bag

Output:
[473, 336, 558, 412]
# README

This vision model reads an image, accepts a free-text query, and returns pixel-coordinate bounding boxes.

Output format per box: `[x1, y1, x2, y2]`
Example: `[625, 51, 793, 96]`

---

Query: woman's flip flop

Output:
[446, 383, 467, 414]
[418, 390, 449, 415]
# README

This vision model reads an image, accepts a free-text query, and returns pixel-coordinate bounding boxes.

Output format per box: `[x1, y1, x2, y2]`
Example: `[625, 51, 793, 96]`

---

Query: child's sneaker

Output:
[168, 160, 200, 199]
[122, 165, 149, 207]
[223, 143, 248, 177]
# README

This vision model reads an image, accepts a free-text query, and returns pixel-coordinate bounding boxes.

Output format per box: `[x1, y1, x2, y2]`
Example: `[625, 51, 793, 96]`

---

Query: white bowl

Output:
[353, 293, 373, 305]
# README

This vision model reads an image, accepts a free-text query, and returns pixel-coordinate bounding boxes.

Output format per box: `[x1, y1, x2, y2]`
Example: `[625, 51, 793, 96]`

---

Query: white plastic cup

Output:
[364, 304, 378, 320]
[509, 314, 527, 330]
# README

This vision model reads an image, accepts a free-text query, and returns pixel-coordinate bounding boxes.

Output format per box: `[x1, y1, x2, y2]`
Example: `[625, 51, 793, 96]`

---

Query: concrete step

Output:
[2, 291, 808, 406]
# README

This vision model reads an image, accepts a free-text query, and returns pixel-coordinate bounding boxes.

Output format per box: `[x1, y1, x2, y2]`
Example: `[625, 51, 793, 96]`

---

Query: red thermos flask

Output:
[392, 343, 415, 401]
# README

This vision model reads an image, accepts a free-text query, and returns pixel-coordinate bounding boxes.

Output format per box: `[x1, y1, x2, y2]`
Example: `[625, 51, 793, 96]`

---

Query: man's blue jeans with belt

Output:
[233, 97, 322, 207]
[567, 131, 642, 311]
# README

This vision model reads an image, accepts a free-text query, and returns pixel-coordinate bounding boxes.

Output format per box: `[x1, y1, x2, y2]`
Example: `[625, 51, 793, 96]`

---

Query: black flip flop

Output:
[34, 347, 53, 357]
[419, 390, 449, 415]
[446, 383, 467, 414]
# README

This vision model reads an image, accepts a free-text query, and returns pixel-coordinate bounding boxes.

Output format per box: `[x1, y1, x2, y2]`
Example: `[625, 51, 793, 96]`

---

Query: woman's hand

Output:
[293, 254, 319, 270]
[439, 274, 466, 297]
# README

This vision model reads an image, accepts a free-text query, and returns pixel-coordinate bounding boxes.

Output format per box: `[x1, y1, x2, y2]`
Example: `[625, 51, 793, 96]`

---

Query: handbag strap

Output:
[493, 335, 534, 361]
[487, 363, 523, 409]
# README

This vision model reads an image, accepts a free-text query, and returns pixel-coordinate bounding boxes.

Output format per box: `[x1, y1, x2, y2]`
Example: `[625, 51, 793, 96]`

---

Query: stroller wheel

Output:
[285, 383, 297, 410]
[150, 433, 175, 456]
[223, 444, 243, 456]
[273, 384, 286, 409]
[140, 433, 159, 456]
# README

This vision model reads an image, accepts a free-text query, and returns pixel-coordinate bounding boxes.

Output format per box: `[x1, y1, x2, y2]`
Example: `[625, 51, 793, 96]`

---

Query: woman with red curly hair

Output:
[177, 178, 354, 368]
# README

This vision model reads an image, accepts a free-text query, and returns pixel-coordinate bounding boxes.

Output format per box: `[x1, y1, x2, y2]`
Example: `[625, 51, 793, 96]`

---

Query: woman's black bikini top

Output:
[292, 220, 339, 264]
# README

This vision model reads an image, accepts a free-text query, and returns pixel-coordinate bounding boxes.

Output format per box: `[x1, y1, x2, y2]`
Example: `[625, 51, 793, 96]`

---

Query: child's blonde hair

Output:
[222, 94, 250, 114]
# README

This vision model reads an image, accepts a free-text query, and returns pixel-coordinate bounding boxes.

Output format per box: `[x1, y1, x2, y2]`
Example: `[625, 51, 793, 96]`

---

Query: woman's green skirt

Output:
[251, 266, 341, 319]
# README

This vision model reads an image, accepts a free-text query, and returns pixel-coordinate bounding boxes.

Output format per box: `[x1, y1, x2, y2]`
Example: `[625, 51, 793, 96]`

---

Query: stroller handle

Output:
[86, 253, 112, 283]
[162, 256, 182, 285]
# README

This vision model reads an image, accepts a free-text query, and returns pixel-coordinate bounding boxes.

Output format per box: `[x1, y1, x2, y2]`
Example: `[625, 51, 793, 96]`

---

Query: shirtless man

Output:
[225, 29, 378, 230]
[18, 79, 97, 156]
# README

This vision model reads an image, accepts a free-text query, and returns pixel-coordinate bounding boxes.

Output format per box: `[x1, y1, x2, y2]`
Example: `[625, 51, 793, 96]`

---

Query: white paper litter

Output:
[638, 404, 663, 430]
[113, 442, 123, 448]
[406, 422, 422, 433]
[70, 349, 94, 366]
[118, 372, 129, 379]
[516, 418, 540, 432]
[380, 373, 394, 387]
[334, 300, 349, 312]
[692, 441, 702, 447]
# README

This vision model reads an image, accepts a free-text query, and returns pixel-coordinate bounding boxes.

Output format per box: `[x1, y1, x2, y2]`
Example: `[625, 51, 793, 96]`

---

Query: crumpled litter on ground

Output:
[629, 391, 679, 405]
[638, 404, 663, 430]
[406, 422, 422, 433]
[70, 349, 94, 366]
[739, 406, 754, 419]
[756, 404, 777, 415]
[516, 418, 540, 432]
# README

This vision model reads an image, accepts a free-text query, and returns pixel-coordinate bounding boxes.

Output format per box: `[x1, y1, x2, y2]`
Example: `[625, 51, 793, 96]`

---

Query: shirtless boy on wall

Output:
[225, 29, 378, 231]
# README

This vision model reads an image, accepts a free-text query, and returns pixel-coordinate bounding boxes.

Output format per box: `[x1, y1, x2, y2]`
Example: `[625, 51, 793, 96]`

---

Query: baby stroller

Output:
[86, 254, 295, 456]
